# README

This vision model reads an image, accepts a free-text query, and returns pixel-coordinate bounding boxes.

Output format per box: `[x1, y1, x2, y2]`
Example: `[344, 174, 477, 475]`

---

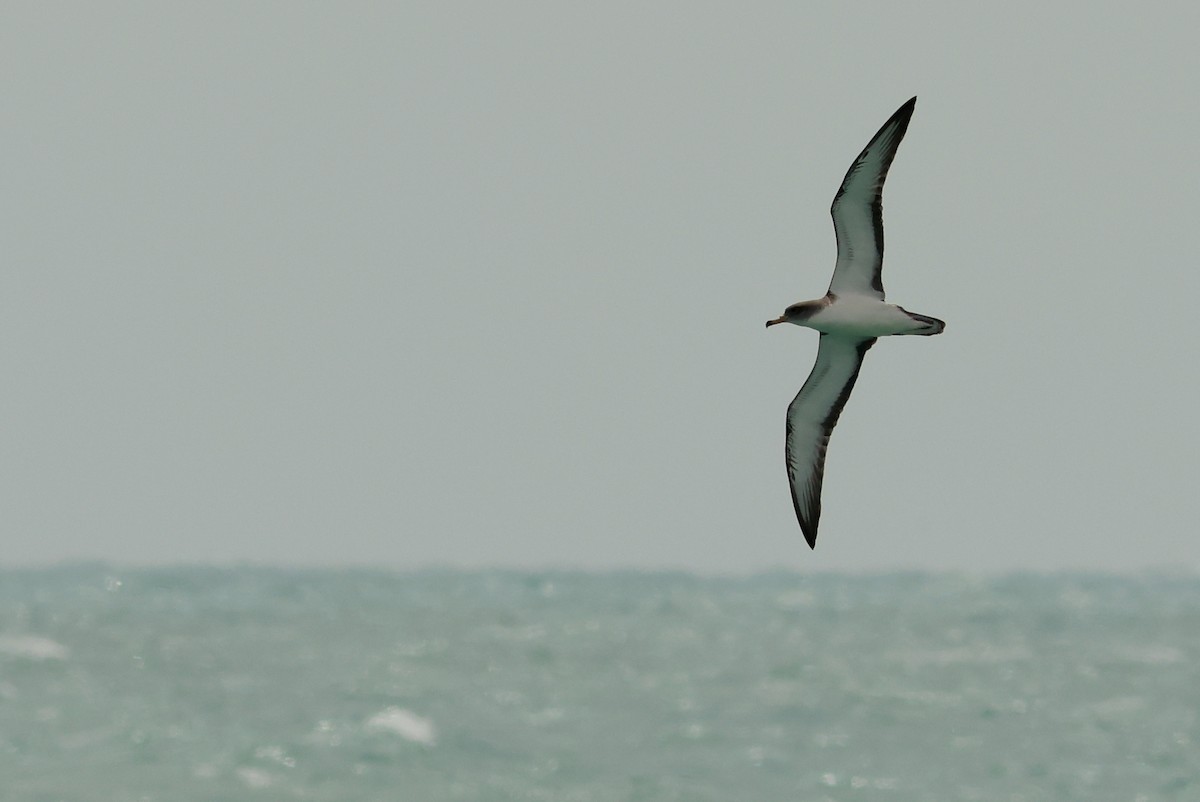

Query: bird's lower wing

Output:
[785, 335, 876, 548]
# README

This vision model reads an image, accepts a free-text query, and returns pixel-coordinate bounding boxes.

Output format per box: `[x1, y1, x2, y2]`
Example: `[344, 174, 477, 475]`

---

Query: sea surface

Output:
[0, 568, 1196, 801]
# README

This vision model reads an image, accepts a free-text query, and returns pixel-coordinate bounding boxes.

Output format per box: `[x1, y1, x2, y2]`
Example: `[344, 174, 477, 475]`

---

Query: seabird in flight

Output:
[766, 96, 944, 549]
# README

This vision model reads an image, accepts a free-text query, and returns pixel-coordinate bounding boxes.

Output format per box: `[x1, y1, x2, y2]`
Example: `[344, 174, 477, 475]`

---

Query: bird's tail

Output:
[903, 312, 945, 336]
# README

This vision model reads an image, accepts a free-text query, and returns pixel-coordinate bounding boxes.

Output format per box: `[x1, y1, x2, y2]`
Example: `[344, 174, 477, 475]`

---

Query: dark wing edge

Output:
[785, 336, 876, 548]
[828, 96, 917, 299]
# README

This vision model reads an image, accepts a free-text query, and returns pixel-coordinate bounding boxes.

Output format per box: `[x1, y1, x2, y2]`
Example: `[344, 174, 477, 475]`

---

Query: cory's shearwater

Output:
[766, 96, 944, 548]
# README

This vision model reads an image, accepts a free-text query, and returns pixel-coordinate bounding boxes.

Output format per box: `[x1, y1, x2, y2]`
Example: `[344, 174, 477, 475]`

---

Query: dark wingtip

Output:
[791, 492, 820, 549]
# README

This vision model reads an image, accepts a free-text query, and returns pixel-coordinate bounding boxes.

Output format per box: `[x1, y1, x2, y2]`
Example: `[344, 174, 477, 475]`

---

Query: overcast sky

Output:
[3, 3, 1198, 573]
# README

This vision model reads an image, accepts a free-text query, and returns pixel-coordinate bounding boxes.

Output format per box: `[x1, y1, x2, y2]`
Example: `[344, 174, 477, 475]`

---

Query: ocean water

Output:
[0, 569, 1196, 801]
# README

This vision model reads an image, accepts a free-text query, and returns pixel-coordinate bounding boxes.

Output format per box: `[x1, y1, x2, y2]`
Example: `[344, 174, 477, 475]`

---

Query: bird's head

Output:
[765, 300, 821, 328]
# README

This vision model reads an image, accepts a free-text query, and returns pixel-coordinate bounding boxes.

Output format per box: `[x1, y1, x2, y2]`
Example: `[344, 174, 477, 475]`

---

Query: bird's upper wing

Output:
[827, 97, 916, 302]
[785, 335, 876, 548]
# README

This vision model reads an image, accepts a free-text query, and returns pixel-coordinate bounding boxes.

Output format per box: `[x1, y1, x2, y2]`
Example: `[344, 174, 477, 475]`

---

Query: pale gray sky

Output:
[3, 3, 1198, 572]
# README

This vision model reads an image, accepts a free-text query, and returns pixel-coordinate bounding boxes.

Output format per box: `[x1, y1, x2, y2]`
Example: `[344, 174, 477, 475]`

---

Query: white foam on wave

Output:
[364, 706, 436, 745]
[0, 635, 69, 661]
[236, 767, 274, 789]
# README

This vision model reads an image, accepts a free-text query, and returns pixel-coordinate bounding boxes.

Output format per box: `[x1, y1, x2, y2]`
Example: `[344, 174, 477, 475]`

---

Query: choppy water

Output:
[0, 568, 1196, 801]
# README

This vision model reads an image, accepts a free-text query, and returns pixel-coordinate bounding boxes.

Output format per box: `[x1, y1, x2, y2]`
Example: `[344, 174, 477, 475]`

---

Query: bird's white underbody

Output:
[771, 295, 943, 338]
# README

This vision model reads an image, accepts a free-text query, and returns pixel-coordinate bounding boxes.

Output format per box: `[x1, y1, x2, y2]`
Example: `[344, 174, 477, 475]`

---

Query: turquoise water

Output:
[0, 568, 1196, 801]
